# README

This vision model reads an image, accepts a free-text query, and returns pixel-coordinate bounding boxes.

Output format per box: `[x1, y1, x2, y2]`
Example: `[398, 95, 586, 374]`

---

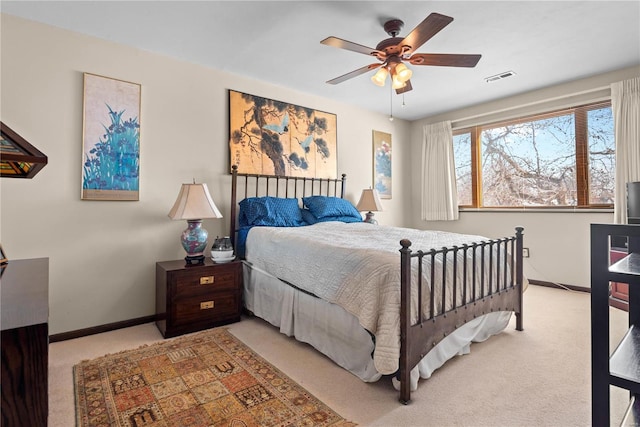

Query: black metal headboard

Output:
[229, 164, 347, 249]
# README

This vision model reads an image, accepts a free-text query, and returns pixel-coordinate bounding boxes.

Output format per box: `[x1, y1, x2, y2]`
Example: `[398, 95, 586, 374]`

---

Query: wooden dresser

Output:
[1, 258, 49, 427]
[155, 258, 243, 338]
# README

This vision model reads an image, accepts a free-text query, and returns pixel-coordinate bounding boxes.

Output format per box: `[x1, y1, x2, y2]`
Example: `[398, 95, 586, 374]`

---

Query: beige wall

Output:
[0, 14, 412, 334]
[3, 13, 638, 334]
[409, 66, 640, 288]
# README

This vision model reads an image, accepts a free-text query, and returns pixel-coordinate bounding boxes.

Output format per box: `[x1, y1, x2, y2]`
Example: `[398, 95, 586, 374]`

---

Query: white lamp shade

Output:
[168, 183, 223, 220]
[356, 188, 383, 212]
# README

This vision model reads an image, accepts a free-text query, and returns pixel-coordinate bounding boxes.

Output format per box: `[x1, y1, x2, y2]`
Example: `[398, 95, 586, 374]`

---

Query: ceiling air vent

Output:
[485, 71, 516, 83]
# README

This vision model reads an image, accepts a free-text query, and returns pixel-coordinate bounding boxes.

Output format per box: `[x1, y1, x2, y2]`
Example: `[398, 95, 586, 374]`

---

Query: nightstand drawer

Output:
[174, 264, 240, 299]
[172, 292, 239, 327]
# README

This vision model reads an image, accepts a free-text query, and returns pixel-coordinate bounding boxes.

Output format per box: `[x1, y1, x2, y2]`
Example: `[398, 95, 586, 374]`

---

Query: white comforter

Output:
[244, 222, 509, 375]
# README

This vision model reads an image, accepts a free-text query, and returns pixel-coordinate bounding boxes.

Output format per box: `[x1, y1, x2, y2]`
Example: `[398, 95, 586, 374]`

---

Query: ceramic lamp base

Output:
[181, 219, 208, 265]
[364, 211, 378, 224]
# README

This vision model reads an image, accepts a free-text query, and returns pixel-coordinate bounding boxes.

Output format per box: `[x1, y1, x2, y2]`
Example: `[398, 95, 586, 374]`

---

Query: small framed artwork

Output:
[373, 130, 392, 199]
[0, 244, 7, 265]
[82, 73, 141, 201]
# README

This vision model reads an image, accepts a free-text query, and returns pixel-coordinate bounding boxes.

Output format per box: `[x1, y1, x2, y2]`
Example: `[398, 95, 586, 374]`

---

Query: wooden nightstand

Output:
[155, 258, 243, 338]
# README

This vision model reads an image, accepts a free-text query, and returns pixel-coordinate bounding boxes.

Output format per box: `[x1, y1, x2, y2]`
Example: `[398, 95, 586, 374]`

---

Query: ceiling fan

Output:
[320, 12, 481, 94]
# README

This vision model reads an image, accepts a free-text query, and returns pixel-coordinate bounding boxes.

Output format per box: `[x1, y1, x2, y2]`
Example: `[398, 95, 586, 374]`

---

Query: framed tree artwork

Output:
[82, 73, 141, 201]
[229, 90, 337, 179]
[373, 130, 392, 199]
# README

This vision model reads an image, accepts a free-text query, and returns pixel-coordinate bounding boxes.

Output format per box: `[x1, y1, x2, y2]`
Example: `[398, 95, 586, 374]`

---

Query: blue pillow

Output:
[300, 208, 363, 225]
[238, 205, 249, 227]
[300, 208, 318, 225]
[239, 197, 305, 227]
[315, 215, 363, 223]
[302, 196, 361, 220]
[235, 226, 252, 258]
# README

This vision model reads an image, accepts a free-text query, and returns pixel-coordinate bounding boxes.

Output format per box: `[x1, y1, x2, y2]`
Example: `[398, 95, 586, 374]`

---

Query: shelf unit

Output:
[591, 224, 640, 426]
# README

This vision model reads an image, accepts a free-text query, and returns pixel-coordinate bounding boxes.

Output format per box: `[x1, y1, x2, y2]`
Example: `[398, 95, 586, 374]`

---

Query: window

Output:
[453, 101, 614, 208]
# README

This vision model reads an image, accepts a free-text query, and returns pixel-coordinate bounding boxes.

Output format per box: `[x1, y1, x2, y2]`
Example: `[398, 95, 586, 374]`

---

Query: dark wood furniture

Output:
[230, 165, 525, 404]
[156, 258, 243, 338]
[611, 247, 630, 311]
[591, 224, 640, 426]
[1, 258, 49, 427]
[610, 183, 640, 313]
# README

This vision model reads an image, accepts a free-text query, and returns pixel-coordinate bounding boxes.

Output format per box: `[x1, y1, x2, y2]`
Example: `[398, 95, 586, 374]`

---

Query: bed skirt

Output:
[242, 261, 512, 391]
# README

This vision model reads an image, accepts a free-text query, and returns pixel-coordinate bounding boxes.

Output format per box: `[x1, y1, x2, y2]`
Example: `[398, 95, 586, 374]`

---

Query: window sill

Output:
[459, 207, 614, 213]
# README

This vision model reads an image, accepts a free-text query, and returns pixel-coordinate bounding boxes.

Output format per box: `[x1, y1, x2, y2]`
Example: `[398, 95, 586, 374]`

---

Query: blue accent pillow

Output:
[316, 215, 363, 223]
[301, 208, 362, 224]
[302, 196, 361, 220]
[235, 226, 252, 258]
[239, 197, 305, 227]
[300, 208, 318, 225]
[238, 205, 249, 228]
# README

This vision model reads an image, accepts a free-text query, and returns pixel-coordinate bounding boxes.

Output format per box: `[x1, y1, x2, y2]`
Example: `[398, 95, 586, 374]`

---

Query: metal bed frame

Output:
[229, 165, 524, 403]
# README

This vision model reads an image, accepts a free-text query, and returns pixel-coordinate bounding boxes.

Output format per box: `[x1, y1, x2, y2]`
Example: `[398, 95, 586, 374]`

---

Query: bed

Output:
[229, 165, 524, 403]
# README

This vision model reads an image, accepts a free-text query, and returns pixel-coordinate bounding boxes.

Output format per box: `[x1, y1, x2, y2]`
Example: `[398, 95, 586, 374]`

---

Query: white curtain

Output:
[612, 77, 640, 224]
[421, 121, 459, 221]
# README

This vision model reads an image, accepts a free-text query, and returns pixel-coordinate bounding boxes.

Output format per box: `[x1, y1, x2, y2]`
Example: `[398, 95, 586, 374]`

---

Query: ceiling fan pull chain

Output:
[389, 83, 394, 122]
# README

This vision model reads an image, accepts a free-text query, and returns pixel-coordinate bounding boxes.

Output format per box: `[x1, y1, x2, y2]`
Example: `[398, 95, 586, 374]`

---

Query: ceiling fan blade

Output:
[321, 36, 381, 56]
[326, 63, 382, 85]
[408, 53, 481, 67]
[400, 13, 454, 55]
[395, 79, 413, 94]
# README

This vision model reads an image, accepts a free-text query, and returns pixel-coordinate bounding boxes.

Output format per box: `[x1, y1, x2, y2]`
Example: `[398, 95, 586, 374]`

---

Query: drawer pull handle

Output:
[200, 276, 215, 285]
[200, 301, 214, 310]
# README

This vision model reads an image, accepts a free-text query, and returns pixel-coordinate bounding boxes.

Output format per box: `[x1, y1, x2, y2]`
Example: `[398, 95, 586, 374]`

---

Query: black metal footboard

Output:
[398, 227, 525, 404]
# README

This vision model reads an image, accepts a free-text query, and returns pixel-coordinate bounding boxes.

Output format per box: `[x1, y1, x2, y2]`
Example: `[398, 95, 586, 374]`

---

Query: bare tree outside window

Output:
[588, 106, 615, 204]
[453, 133, 472, 206]
[482, 114, 576, 206]
[452, 102, 615, 208]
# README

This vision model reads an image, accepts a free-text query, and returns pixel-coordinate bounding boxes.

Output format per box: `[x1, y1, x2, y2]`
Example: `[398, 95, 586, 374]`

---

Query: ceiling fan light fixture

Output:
[371, 67, 389, 86]
[394, 62, 412, 82]
[391, 75, 406, 89]
[323, 12, 478, 96]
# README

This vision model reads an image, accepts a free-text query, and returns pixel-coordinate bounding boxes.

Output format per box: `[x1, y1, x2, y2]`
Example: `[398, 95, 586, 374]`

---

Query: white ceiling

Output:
[2, 1, 639, 121]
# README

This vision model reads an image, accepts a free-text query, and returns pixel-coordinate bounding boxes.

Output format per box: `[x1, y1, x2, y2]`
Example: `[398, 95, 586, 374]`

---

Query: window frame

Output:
[453, 100, 614, 210]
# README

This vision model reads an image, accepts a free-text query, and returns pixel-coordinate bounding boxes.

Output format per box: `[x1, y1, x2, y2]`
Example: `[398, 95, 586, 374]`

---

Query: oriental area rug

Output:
[73, 328, 355, 427]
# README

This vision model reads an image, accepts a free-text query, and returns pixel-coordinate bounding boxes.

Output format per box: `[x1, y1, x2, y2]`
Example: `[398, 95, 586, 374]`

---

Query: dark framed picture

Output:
[0, 244, 7, 265]
[229, 90, 337, 179]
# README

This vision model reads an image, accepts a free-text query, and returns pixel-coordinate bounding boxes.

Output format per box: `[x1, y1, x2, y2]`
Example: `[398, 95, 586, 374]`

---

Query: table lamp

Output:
[356, 188, 383, 224]
[168, 182, 222, 265]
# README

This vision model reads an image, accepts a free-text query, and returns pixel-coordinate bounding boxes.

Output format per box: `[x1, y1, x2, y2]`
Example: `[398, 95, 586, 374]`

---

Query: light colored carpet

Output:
[49, 285, 629, 426]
